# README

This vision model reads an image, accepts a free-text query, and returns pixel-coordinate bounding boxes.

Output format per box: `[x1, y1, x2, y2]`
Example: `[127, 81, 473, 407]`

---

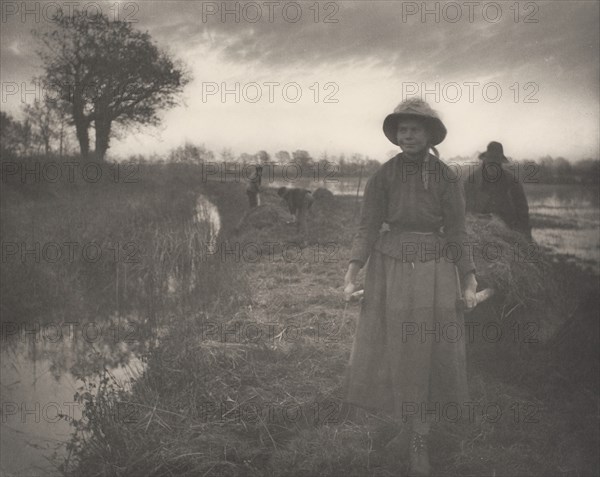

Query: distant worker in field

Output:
[465, 141, 532, 239]
[277, 186, 313, 236]
[246, 165, 263, 208]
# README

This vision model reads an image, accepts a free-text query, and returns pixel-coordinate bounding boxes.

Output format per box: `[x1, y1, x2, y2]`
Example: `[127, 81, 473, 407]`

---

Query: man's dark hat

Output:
[479, 141, 508, 163]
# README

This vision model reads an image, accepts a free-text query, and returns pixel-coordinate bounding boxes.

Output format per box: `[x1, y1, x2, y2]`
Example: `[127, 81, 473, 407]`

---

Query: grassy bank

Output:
[1, 157, 250, 325]
[57, 178, 598, 476]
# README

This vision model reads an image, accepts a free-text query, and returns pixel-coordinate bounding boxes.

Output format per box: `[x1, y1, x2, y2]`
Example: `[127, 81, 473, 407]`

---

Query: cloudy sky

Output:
[1, 0, 598, 161]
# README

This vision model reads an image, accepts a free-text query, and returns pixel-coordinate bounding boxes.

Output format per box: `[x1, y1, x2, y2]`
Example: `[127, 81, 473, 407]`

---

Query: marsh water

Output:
[0, 334, 145, 476]
[0, 195, 221, 477]
[524, 184, 600, 272]
[1, 183, 598, 476]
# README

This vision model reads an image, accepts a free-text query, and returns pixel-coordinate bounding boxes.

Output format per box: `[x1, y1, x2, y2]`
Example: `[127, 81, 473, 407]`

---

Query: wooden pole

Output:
[353, 164, 364, 221]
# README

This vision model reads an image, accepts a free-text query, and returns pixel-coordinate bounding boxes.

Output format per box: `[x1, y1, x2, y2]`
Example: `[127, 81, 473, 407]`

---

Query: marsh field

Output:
[1, 157, 598, 477]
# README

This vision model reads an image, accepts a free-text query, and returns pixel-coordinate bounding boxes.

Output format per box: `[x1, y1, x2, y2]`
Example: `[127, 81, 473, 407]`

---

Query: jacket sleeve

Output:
[442, 173, 476, 278]
[464, 170, 476, 212]
[348, 172, 386, 268]
[509, 181, 532, 239]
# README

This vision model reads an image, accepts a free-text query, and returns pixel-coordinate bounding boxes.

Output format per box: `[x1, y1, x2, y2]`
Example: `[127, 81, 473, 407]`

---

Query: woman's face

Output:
[396, 118, 430, 155]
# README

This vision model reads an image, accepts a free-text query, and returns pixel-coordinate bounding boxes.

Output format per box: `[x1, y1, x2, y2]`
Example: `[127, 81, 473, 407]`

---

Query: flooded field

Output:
[525, 184, 600, 273]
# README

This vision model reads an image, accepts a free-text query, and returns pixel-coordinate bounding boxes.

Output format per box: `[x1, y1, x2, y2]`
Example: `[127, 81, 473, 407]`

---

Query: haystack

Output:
[312, 187, 335, 203]
[236, 204, 290, 230]
[233, 203, 291, 242]
[234, 187, 352, 247]
[465, 214, 569, 342]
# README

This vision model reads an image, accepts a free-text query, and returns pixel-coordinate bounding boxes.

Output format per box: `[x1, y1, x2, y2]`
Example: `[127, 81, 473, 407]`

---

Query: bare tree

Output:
[10, 119, 35, 156]
[0, 112, 20, 155]
[239, 153, 254, 166]
[255, 150, 270, 165]
[291, 150, 313, 169]
[275, 150, 291, 164]
[23, 99, 55, 155]
[55, 103, 73, 156]
[169, 142, 214, 164]
[35, 10, 190, 160]
[220, 148, 235, 162]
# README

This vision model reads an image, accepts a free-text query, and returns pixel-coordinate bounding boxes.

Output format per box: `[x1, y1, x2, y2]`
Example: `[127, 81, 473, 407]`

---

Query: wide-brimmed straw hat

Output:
[479, 141, 508, 163]
[383, 98, 447, 146]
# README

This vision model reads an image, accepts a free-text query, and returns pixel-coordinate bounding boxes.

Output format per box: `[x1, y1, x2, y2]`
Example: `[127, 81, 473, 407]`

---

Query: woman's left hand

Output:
[462, 272, 478, 311]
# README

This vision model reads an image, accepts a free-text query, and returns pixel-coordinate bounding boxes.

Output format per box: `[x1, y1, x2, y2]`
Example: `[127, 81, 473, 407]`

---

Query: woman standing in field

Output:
[343, 99, 477, 476]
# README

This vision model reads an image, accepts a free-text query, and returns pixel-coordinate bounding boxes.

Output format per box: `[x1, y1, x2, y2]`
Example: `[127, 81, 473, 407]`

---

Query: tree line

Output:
[2, 112, 597, 184]
[1, 9, 596, 184]
[128, 142, 599, 184]
[2, 120, 598, 184]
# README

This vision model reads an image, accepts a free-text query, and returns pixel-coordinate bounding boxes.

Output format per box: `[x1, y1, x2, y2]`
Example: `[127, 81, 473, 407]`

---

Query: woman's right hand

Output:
[344, 263, 361, 301]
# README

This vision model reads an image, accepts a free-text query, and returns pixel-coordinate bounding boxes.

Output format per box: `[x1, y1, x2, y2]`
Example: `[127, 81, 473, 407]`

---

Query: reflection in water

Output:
[195, 194, 221, 237]
[167, 194, 222, 294]
[531, 206, 600, 273]
[0, 193, 222, 476]
[525, 186, 600, 272]
[267, 178, 365, 196]
[524, 183, 600, 209]
[1, 327, 144, 476]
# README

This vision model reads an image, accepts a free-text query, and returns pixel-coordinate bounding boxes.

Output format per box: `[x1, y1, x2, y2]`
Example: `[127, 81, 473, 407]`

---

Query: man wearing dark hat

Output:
[464, 141, 532, 239]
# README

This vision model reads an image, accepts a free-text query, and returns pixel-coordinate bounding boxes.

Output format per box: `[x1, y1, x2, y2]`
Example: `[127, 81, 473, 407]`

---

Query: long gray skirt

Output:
[345, 249, 469, 418]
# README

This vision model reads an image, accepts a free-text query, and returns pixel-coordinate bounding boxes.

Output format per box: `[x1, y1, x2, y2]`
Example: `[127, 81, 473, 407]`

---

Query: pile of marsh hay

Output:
[466, 214, 599, 416]
[312, 187, 335, 203]
[235, 203, 291, 230]
[465, 214, 558, 311]
[464, 213, 589, 360]
[233, 187, 352, 247]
